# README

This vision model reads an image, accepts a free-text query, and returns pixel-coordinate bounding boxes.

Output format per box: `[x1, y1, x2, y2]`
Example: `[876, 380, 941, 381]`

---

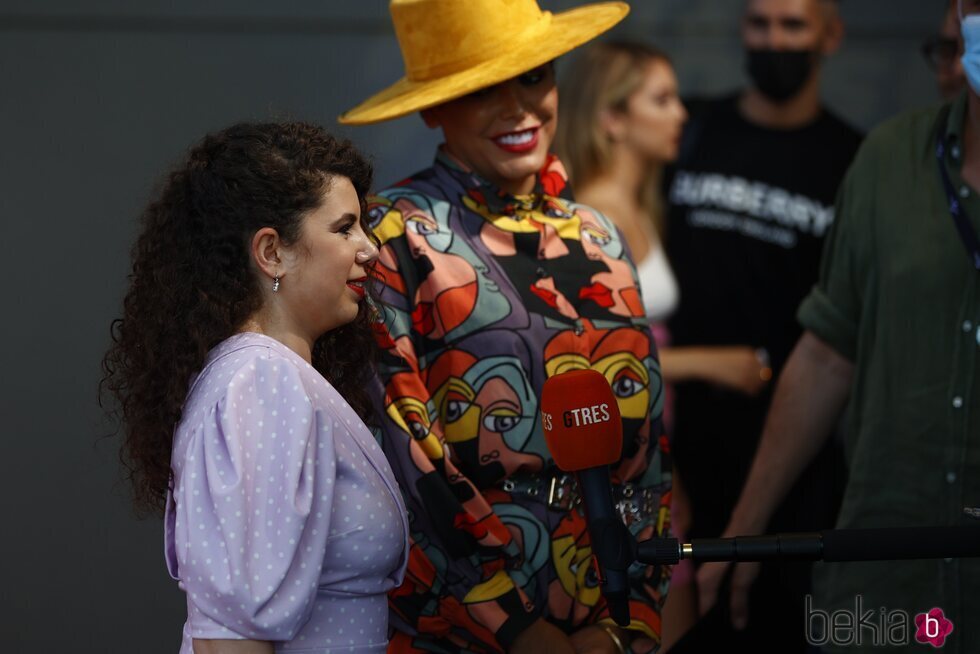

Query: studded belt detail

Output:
[501, 473, 658, 526]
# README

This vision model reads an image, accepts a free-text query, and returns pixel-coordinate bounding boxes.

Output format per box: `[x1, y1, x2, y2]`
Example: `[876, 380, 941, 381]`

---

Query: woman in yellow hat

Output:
[341, 2, 670, 653]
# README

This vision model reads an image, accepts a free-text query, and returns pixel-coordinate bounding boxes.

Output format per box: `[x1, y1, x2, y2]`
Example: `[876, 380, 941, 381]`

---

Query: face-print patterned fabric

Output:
[368, 150, 672, 654]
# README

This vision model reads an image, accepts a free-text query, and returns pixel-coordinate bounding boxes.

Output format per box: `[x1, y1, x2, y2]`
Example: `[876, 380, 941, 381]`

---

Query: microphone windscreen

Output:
[541, 369, 622, 471]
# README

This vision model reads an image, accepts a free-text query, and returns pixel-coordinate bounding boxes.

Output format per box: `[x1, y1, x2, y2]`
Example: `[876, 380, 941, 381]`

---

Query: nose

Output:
[765, 25, 791, 50]
[496, 80, 527, 120]
[355, 238, 379, 266]
[676, 99, 688, 125]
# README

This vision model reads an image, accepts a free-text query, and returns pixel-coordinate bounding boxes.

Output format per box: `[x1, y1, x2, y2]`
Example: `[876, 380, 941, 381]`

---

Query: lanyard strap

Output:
[935, 105, 980, 271]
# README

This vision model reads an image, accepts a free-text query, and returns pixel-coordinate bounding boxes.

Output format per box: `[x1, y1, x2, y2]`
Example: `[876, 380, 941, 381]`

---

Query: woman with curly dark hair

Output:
[102, 122, 408, 654]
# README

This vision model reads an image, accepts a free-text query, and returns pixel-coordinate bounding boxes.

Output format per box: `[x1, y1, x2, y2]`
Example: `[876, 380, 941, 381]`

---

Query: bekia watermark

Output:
[805, 595, 954, 648]
[915, 609, 955, 648]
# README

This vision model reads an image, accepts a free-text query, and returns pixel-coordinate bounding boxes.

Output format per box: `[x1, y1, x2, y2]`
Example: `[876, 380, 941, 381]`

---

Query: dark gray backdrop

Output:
[0, 0, 944, 650]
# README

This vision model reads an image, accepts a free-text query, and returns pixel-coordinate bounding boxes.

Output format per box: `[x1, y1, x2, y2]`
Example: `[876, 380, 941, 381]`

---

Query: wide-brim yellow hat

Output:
[339, 0, 629, 125]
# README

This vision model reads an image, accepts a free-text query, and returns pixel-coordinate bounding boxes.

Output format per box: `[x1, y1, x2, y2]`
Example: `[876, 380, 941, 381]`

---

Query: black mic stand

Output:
[634, 525, 980, 565]
[594, 508, 980, 626]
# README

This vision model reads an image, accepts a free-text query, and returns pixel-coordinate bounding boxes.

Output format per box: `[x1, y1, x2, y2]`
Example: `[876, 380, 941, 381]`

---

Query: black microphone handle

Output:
[634, 526, 980, 565]
[576, 466, 634, 627]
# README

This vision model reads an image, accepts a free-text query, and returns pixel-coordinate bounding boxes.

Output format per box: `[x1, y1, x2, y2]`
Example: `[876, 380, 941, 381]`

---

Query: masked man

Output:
[663, 0, 860, 651]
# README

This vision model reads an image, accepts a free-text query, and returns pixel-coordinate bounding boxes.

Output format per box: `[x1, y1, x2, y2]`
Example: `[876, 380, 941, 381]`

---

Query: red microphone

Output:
[541, 369, 634, 627]
[541, 369, 622, 470]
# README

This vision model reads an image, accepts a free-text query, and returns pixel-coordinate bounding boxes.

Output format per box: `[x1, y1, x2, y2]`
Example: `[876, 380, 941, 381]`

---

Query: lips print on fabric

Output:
[578, 281, 615, 308]
[411, 282, 480, 338]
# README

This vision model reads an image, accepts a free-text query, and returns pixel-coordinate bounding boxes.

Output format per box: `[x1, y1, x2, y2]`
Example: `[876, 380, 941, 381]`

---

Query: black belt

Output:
[501, 472, 658, 527]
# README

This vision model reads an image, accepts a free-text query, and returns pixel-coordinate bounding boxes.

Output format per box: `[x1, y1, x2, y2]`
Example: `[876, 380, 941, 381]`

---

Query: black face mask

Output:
[745, 48, 817, 102]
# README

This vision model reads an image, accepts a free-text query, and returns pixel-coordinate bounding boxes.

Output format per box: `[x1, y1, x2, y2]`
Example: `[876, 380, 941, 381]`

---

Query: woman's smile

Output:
[347, 276, 368, 300]
[491, 126, 540, 153]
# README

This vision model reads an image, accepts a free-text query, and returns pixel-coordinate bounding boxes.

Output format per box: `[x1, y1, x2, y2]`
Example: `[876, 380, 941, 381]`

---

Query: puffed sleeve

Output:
[172, 354, 335, 642]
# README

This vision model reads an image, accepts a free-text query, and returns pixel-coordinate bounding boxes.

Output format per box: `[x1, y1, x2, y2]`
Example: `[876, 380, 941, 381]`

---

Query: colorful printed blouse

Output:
[367, 150, 672, 654]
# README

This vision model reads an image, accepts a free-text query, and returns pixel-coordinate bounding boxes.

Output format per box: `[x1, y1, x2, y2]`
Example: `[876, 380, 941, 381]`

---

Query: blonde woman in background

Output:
[556, 41, 770, 650]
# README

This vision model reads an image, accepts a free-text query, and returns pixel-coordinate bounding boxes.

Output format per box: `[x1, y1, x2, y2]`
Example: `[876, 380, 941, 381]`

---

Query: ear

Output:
[820, 11, 844, 57]
[599, 107, 628, 142]
[251, 227, 285, 282]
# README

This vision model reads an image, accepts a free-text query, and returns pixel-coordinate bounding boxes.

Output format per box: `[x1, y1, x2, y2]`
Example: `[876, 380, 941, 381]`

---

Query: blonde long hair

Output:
[556, 41, 671, 236]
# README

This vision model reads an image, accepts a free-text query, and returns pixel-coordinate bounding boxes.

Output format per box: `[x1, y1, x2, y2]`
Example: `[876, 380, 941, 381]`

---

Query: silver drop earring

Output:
[272, 276, 280, 293]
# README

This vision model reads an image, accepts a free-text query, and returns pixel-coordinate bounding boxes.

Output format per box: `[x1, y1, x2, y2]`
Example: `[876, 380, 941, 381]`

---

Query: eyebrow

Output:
[745, 12, 809, 24]
[330, 212, 359, 228]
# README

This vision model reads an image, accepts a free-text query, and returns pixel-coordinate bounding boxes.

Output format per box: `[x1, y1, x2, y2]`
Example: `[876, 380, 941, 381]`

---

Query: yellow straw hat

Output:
[338, 0, 630, 125]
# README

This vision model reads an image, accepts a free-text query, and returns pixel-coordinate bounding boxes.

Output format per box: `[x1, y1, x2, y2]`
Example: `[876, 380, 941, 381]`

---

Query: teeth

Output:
[497, 130, 534, 145]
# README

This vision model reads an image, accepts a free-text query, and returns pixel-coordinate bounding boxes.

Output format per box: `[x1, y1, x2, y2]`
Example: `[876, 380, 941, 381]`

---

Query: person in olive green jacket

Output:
[696, 5, 980, 653]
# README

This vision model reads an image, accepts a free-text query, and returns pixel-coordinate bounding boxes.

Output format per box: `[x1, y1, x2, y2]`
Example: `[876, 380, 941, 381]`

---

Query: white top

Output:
[636, 240, 679, 323]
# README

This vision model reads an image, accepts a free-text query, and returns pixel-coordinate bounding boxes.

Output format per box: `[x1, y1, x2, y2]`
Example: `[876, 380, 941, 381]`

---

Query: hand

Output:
[704, 346, 771, 396]
[695, 560, 761, 630]
[569, 625, 622, 654]
[509, 618, 576, 654]
[569, 625, 658, 654]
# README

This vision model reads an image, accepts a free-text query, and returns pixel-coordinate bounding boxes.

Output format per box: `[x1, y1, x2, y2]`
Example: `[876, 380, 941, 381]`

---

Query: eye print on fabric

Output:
[581, 224, 613, 250]
[371, 188, 513, 341]
[594, 353, 650, 421]
[404, 211, 454, 253]
[543, 323, 657, 422]
[385, 378, 445, 464]
[428, 350, 546, 481]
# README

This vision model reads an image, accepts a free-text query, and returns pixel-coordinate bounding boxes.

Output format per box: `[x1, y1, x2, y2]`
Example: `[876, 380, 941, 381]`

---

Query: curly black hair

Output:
[102, 122, 378, 516]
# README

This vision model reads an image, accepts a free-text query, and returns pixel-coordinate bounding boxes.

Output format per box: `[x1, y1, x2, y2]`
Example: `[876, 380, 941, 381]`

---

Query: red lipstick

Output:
[347, 277, 367, 300]
[491, 127, 540, 154]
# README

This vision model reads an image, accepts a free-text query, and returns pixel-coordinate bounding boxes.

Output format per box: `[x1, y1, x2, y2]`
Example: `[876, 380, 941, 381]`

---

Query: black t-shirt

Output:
[665, 93, 861, 536]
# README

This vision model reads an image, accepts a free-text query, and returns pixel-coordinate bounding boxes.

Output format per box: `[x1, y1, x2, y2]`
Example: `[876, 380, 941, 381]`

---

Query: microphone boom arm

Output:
[635, 526, 980, 565]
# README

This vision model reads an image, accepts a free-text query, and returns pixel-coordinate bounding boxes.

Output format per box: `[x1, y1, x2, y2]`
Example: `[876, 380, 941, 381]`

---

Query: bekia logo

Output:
[915, 608, 954, 648]
[806, 596, 954, 648]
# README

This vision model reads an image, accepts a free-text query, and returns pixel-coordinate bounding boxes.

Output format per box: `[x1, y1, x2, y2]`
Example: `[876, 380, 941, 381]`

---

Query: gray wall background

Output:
[0, 1, 945, 650]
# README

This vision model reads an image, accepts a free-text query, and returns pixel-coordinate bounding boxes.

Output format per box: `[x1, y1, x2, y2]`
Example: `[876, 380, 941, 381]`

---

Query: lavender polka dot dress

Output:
[164, 333, 409, 653]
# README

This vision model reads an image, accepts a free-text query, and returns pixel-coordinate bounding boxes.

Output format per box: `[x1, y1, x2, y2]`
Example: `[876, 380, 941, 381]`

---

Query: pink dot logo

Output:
[914, 608, 954, 648]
